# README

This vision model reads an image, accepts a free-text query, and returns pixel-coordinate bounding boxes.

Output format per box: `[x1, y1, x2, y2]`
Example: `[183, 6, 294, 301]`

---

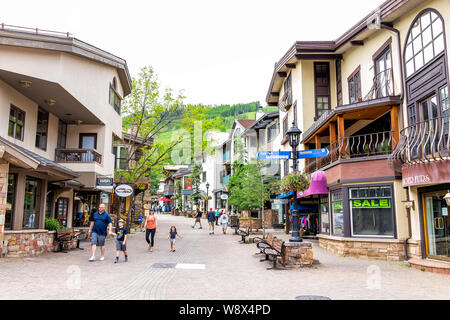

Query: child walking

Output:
[167, 226, 183, 252]
[112, 219, 128, 263]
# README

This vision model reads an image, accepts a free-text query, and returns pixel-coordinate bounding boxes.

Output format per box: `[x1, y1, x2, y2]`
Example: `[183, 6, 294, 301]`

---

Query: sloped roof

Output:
[236, 119, 256, 129]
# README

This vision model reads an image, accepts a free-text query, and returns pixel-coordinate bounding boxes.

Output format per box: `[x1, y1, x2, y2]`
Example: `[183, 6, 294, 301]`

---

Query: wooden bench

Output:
[259, 235, 285, 270]
[56, 228, 84, 253]
[253, 233, 275, 255]
[236, 227, 250, 243]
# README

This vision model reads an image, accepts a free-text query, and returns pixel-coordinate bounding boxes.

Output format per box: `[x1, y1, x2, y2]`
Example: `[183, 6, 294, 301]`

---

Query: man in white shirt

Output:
[219, 210, 229, 234]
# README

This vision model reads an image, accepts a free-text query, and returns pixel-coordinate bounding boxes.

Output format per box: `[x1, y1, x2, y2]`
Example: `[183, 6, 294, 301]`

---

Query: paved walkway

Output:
[0, 214, 448, 300]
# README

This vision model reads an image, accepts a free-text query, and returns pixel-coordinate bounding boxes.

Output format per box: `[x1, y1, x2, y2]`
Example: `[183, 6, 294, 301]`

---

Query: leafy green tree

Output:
[190, 164, 202, 209]
[174, 180, 183, 212]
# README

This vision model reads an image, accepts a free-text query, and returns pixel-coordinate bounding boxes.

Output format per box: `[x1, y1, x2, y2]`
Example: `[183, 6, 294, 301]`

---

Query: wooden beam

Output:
[391, 105, 399, 149]
[337, 115, 346, 158]
[329, 122, 336, 162]
[315, 135, 321, 169]
[295, 54, 343, 60]
[350, 40, 364, 46]
[285, 63, 296, 69]
[270, 92, 280, 97]
[277, 72, 287, 78]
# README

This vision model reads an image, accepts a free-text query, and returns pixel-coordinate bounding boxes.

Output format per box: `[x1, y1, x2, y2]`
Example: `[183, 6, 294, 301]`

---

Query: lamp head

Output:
[286, 121, 302, 148]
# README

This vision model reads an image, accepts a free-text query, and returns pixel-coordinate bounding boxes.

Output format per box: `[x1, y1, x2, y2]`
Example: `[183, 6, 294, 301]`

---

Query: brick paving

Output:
[0, 213, 448, 300]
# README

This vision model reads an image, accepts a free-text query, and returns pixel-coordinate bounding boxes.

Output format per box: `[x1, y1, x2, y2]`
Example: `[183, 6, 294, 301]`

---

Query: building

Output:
[266, 0, 450, 266]
[0, 25, 131, 257]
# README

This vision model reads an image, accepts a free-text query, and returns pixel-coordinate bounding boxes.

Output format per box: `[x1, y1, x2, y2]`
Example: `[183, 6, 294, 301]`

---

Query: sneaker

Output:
[191, 226, 194, 228]
[199, 227, 202, 229]
[125, 256, 128, 262]
[89, 256, 95, 262]
[99, 256, 105, 261]
[114, 257, 118, 263]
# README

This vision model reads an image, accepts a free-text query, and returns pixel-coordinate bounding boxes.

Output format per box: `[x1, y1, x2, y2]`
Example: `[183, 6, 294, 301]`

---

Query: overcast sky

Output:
[3, 0, 386, 106]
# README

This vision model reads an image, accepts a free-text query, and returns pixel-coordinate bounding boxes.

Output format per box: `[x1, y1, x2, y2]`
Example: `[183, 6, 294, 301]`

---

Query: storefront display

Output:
[331, 190, 344, 236]
[349, 185, 394, 237]
[23, 176, 41, 229]
[423, 190, 449, 261]
[320, 195, 330, 234]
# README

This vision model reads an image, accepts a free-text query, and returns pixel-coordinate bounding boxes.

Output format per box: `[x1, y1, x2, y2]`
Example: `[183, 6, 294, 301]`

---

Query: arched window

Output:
[405, 9, 445, 78]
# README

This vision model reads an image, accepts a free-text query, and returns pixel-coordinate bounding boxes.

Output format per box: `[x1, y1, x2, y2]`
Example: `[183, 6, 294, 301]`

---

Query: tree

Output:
[190, 164, 202, 209]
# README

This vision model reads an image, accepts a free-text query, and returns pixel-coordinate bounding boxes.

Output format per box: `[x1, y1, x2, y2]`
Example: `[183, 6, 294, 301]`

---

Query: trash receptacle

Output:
[230, 215, 238, 228]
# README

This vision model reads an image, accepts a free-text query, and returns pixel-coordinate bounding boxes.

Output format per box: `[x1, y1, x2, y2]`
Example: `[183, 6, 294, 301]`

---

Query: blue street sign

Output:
[298, 148, 329, 158]
[258, 151, 291, 160]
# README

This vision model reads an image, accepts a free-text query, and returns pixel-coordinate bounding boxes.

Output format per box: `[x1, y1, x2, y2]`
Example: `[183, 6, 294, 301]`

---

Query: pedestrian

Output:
[207, 208, 216, 235]
[88, 203, 113, 262]
[112, 219, 128, 263]
[220, 211, 229, 234]
[192, 208, 203, 229]
[138, 211, 144, 232]
[167, 226, 183, 252]
[145, 210, 158, 252]
[215, 208, 219, 226]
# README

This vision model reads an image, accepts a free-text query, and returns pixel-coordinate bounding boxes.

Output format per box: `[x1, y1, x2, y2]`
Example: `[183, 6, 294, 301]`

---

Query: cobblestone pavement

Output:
[0, 214, 449, 300]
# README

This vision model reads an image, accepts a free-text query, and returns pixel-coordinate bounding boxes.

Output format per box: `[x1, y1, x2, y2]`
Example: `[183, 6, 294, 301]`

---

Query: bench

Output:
[236, 227, 250, 243]
[259, 235, 285, 270]
[253, 233, 275, 256]
[56, 228, 84, 253]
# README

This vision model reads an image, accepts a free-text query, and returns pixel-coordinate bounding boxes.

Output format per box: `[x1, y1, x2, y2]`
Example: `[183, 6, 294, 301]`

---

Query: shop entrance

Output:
[423, 190, 450, 261]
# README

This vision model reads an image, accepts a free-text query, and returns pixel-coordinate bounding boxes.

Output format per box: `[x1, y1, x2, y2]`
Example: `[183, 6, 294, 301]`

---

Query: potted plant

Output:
[280, 171, 311, 194]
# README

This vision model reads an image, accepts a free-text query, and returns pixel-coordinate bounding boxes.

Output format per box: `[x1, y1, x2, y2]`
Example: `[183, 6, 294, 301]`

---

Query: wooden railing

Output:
[55, 148, 102, 164]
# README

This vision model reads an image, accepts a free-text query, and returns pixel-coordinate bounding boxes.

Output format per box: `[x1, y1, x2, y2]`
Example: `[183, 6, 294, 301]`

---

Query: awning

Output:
[297, 171, 328, 198]
[158, 197, 173, 202]
[290, 203, 317, 211]
[280, 191, 294, 199]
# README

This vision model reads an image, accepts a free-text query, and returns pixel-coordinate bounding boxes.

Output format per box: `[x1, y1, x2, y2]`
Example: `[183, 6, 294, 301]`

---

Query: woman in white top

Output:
[219, 211, 229, 234]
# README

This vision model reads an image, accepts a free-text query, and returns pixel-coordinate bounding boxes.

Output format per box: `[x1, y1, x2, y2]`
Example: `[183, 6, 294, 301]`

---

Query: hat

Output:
[118, 219, 125, 223]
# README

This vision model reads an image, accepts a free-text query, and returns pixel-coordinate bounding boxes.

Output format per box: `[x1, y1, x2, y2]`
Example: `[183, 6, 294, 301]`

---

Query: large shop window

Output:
[23, 176, 42, 229]
[320, 195, 330, 234]
[5, 173, 16, 230]
[331, 190, 344, 236]
[349, 186, 394, 237]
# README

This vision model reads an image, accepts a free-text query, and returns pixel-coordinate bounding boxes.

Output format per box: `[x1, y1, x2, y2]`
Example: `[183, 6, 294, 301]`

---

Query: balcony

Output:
[55, 148, 102, 164]
[163, 184, 175, 196]
[279, 86, 293, 112]
[305, 131, 395, 173]
[391, 116, 450, 165]
[223, 150, 231, 163]
[364, 68, 394, 101]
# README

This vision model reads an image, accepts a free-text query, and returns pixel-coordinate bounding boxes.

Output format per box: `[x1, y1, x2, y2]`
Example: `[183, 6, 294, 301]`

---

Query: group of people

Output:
[87, 204, 183, 263]
[192, 208, 229, 235]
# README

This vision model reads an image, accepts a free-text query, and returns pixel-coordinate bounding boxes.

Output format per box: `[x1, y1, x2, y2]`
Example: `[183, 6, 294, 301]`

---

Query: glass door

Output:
[79, 133, 97, 162]
[375, 49, 392, 97]
[23, 177, 41, 229]
[419, 95, 439, 156]
[423, 191, 450, 261]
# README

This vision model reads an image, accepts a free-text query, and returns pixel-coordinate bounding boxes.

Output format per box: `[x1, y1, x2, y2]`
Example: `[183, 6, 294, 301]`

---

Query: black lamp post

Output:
[286, 120, 303, 242]
[206, 182, 210, 211]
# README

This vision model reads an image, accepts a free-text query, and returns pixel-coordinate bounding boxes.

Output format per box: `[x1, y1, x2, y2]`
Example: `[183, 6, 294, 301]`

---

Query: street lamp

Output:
[206, 182, 210, 211]
[286, 120, 303, 242]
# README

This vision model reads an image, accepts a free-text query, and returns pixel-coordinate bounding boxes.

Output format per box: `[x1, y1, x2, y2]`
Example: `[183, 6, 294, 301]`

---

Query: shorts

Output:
[91, 233, 106, 246]
[170, 238, 176, 243]
[221, 223, 228, 228]
[116, 240, 126, 251]
[195, 217, 201, 222]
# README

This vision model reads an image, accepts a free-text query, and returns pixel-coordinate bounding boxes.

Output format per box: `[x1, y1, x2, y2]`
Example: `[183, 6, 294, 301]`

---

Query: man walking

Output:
[88, 203, 113, 262]
[192, 208, 203, 229]
[219, 211, 229, 234]
[207, 208, 216, 235]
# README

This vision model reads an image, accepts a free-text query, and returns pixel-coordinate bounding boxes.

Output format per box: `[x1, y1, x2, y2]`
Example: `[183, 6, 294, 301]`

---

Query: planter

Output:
[238, 218, 262, 230]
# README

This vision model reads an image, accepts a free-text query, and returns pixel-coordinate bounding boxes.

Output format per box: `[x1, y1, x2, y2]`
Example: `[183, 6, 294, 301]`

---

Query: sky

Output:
[3, 0, 386, 106]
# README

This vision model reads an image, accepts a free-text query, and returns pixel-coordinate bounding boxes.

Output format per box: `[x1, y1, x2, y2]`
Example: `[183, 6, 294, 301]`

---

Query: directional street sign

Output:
[258, 148, 329, 160]
[258, 151, 291, 160]
[297, 148, 329, 158]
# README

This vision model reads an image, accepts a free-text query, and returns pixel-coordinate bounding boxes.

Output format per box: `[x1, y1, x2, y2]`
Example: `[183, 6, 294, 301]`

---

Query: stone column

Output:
[0, 162, 10, 257]
[282, 242, 314, 268]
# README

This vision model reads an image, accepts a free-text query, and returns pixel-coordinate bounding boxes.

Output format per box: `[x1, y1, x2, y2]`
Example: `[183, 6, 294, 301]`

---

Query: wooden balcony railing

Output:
[55, 148, 102, 164]
[391, 116, 450, 165]
[305, 131, 395, 173]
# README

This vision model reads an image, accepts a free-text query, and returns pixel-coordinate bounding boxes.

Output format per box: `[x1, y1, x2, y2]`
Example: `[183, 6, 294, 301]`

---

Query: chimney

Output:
[256, 105, 265, 121]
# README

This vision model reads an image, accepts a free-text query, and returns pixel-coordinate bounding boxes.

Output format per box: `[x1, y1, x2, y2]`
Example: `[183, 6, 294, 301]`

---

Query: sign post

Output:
[115, 184, 134, 231]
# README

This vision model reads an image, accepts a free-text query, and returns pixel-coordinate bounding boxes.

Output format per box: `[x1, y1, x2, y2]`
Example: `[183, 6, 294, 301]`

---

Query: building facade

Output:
[0, 25, 131, 257]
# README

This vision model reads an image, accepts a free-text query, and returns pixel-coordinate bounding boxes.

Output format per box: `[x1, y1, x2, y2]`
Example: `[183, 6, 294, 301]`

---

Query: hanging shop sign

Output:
[351, 199, 391, 209]
[220, 194, 229, 200]
[115, 184, 134, 198]
[96, 177, 114, 190]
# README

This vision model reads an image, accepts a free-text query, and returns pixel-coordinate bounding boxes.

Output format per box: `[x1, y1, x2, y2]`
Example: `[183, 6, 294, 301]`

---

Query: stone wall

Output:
[281, 242, 314, 268]
[318, 235, 422, 261]
[0, 162, 9, 257]
[262, 210, 278, 227]
[239, 218, 262, 230]
[2, 230, 56, 257]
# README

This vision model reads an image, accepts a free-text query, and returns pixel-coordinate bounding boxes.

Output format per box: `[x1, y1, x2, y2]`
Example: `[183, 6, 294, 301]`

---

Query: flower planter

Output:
[238, 218, 262, 230]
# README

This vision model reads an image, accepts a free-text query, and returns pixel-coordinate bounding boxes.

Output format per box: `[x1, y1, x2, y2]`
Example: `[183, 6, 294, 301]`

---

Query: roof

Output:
[266, 0, 425, 105]
[0, 136, 79, 178]
[236, 119, 256, 129]
[243, 111, 279, 134]
[172, 167, 192, 178]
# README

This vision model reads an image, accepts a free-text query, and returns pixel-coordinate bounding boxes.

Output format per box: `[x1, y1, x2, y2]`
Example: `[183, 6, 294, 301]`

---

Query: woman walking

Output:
[145, 210, 158, 252]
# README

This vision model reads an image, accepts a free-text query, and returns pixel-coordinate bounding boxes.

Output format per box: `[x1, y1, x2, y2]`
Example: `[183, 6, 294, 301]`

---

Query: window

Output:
[314, 62, 331, 119]
[407, 104, 417, 126]
[23, 176, 42, 229]
[35, 108, 49, 150]
[202, 172, 206, 183]
[113, 146, 128, 170]
[348, 67, 361, 103]
[5, 173, 16, 230]
[183, 176, 192, 190]
[349, 185, 394, 237]
[320, 195, 330, 234]
[316, 96, 330, 118]
[331, 190, 344, 236]
[440, 86, 449, 117]
[267, 123, 277, 142]
[109, 84, 122, 115]
[336, 60, 343, 106]
[57, 120, 67, 149]
[405, 10, 445, 77]
[375, 48, 393, 97]
[283, 116, 289, 137]
[284, 159, 289, 176]
[8, 105, 25, 141]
